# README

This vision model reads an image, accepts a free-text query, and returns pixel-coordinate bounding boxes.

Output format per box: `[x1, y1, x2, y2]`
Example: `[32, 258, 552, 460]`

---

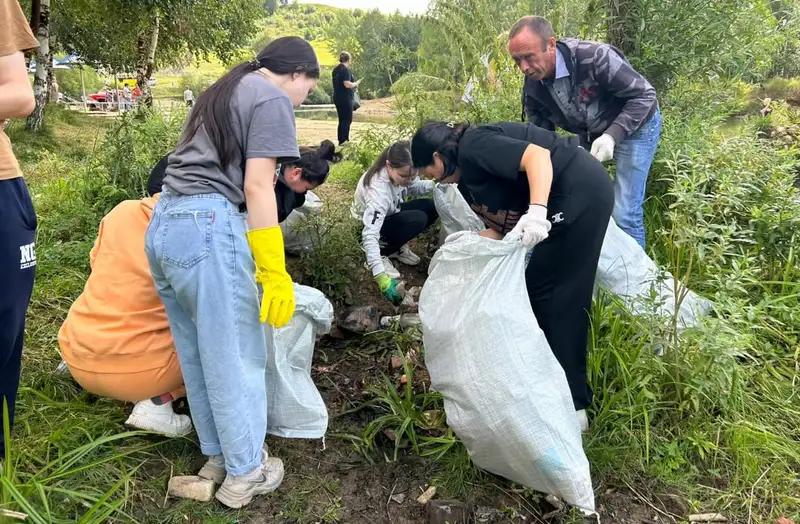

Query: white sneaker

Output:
[576, 409, 590, 433]
[365, 257, 401, 279]
[124, 399, 193, 437]
[198, 442, 272, 485]
[391, 244, 421, 266]
[215, 456, 284, 509]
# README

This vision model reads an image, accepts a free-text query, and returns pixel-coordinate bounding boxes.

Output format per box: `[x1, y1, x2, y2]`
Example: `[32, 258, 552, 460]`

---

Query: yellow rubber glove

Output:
[246, 226, 295, 328]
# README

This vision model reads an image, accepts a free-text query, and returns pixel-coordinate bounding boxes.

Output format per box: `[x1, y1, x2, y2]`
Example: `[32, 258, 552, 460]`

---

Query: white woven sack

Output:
[265, 283, 332, 439]
[419, 231, 596, 513]
[597, 219, 712, 328]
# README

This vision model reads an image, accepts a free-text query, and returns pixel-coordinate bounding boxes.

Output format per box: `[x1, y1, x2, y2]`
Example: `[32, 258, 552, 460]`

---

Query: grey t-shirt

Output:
[164, 72, 300, 205]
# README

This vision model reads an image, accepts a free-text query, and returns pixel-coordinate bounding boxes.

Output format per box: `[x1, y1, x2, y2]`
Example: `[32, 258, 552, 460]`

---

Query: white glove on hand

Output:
[590, 133, 616, 163]
[510, 204, 551, 249]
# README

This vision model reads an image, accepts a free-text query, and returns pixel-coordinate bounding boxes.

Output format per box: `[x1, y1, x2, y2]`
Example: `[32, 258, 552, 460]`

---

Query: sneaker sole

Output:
[124, 414, 193, 438]
[214, 468, 284, 509]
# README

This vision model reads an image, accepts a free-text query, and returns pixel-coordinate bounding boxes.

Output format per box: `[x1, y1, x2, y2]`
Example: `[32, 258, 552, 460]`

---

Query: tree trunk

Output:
[136, 11, 160, 109]
[26, 0, 50, 132]
[29, 0, 41, 32]
[46, 35, 55, 103]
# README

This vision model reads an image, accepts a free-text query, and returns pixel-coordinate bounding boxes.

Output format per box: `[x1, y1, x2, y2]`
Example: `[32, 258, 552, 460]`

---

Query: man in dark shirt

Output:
[509, 16, 661, 249]
[331, 51, 360, 145]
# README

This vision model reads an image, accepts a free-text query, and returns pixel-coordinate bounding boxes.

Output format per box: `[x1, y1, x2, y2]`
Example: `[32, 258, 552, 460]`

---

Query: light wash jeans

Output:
[145, 188, 266, 476]
[611, 107, 662, 249]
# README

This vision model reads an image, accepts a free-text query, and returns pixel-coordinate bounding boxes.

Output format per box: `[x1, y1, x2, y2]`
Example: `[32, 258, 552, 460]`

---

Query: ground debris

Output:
[167, 475, 215, 502]
[689, 514, 728, 522]
[337, 305, 380, 334]
[390, 493, 406, 504]
[474, 506, 505, 523]
[417, 485, 437, 505]
[427, 499, 470, 524]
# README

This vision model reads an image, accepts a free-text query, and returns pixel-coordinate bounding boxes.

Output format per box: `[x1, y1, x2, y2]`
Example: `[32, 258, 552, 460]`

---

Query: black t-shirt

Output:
[457, 122, 582, 233]
[332, 63, 354, 101]
[275, 177, 305, 223]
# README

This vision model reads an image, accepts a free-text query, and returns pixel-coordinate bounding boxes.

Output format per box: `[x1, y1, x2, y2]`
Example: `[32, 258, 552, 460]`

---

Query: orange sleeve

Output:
[0, 0, 40, 57]
[89, 219, 105, 270]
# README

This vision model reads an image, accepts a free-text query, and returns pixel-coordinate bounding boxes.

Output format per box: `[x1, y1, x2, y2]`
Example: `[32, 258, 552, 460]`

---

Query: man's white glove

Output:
[510, 204, 551, 249]
[590, 133, 616, 163]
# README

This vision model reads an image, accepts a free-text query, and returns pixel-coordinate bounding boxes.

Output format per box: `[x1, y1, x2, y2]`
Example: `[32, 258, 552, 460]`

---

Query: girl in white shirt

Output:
[350, 141, 437, 304]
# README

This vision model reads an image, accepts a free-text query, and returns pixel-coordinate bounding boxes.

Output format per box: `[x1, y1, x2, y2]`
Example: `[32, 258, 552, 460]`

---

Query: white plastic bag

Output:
[597, 219, 713, 328]
[419, 231, 596, 514]
[280, 190, 323, 255]
[433, 183, 485, 243]
[265, 283, 332, 439]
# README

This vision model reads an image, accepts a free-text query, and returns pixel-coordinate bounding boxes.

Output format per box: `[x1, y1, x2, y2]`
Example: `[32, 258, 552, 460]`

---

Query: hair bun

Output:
[315, 139, 337, 161]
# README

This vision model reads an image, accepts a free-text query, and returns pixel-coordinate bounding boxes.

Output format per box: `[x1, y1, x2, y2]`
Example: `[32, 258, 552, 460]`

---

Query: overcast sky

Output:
[297, 0, 430, 15]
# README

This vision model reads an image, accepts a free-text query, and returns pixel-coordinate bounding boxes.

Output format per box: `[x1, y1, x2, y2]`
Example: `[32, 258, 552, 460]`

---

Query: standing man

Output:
[332, 51, 360, 145]
[508, 16, 661, 248]
[184, 86, 195, 107]
[0, 0, 40, 459]
[122, 84, 132, 112]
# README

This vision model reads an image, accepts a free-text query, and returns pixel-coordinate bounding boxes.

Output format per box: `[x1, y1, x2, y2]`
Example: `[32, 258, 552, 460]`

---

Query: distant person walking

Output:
[121, 85, 132, 112]
[184, 86, 194, 107]
[332, 51, 360, 145]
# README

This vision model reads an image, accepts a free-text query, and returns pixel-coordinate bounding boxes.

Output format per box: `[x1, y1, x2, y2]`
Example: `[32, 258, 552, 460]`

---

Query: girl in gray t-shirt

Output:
[144, 36, 320, 509]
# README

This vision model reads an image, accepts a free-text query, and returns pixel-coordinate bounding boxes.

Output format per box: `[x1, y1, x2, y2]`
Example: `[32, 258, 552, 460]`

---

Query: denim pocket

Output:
[161, 210, 213, 269]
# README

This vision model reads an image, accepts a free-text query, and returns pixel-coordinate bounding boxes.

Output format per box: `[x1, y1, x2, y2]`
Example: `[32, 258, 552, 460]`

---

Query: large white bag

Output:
[264, 284, 332, 439]
[434, 182, 485, 243]
[419, 231, 596, 513]
[280, 190, 323, 255]
[597, 220, 713, 328]
[433, 182, 712, 327]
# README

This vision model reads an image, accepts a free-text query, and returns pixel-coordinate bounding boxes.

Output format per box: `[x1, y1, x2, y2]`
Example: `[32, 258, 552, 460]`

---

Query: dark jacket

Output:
[522, 39, 658, 145]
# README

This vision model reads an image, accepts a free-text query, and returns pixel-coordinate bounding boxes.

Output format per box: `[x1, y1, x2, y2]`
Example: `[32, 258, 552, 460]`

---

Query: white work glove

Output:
[590, 133, 616, 163]
[510, 204, 551, 249]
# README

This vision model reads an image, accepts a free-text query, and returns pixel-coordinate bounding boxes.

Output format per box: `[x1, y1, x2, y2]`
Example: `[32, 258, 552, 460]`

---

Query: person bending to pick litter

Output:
[144, 36, 319, 509]
[351, 141, 437, 305]
[58, 144, 334, 439]
[509, 15, 660, 248]
[412, 121, 613, 430]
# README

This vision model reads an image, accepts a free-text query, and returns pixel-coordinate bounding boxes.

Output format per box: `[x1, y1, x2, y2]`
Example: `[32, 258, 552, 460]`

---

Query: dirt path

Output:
[296, 118, 386, 145]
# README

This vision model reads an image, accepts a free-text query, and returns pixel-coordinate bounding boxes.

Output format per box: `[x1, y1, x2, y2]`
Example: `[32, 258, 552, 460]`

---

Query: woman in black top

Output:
[332, 51, 360, 144]
[411, 121, 614, 425]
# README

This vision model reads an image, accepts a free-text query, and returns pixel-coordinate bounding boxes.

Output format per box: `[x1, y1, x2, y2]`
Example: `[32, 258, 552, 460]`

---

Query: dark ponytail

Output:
[363, 141, 413, 188]
[282, 139, 336, 185]
[180, 36, 320, 170]
[411, 121, 469, 178]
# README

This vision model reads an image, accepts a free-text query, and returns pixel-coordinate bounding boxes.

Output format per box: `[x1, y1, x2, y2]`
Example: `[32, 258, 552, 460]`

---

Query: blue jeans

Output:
[145, 189, 266, 476]
[612, 107, 662, 248]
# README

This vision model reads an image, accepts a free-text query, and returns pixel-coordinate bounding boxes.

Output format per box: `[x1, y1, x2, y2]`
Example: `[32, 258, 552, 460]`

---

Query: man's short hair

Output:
[339, 51, 351, 63]
[509, 16, 555, 47]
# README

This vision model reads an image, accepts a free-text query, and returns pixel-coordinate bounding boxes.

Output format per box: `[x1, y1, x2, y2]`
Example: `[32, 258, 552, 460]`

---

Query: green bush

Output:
[305, 87, 331, 105]
[179, 74, 215, 98]
[55, 66, 105, 100]
[102, 107, 188, 200]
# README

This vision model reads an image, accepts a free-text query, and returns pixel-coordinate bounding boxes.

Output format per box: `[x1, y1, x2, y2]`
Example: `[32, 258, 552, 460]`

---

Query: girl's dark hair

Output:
[282, 139, 336, 185]
[411, 121, 469, 178]
[339, 51, 351, 63]
[362, 141, 413, 187]
[180, 36, 319, 170]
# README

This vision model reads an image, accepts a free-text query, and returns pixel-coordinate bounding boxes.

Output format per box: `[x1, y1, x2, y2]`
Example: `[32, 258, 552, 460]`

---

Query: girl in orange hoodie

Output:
[58, 143, 334, 437]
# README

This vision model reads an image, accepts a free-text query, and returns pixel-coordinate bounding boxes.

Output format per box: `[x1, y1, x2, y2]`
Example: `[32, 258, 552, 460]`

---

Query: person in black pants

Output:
[1, 0, 40, 458]
[411, 121, 613, 430]
[351, 141, 437, 305]
[332, 52, 360, 145]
